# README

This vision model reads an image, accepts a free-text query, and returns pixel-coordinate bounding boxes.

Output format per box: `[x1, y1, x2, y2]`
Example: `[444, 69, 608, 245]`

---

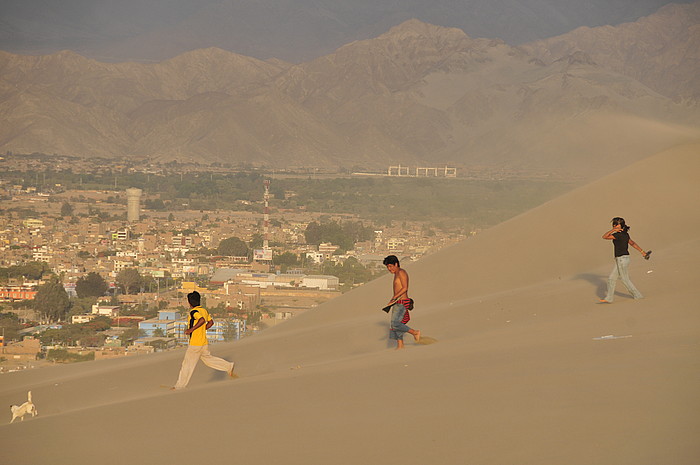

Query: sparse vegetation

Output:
[304, 220, 374, 252]
[0, 261, 52, 282]
[0, 168, 575, 226]
[47, 348, 95, 363]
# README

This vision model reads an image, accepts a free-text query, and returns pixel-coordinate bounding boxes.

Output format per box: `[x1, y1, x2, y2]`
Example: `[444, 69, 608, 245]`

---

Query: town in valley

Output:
[3, 154, 536, 372]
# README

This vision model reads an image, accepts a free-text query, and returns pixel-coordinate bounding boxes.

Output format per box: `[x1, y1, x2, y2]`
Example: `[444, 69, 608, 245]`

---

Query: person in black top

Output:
[600, 217, 648, 303]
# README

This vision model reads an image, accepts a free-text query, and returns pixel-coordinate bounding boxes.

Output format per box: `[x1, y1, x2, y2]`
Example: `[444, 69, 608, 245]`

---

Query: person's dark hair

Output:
[383, 255, 400, 267]
[611, 217, 630, 232]
[187, 291, 201, 307]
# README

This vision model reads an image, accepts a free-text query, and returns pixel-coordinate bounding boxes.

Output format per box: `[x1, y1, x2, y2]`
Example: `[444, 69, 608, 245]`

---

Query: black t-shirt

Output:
[612, 231, 630, 257]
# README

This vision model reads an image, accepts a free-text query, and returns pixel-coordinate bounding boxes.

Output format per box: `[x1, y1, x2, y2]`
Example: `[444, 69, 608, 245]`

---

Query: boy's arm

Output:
[205, 318, 214, 330]
[185, 317, 206, 335]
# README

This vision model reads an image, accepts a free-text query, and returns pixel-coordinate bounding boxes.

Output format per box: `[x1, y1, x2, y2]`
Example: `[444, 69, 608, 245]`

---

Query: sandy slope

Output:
[1, 143, 699, 465]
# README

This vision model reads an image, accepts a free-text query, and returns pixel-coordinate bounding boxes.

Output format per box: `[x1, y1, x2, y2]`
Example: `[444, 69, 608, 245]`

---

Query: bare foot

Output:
[413, 330, 421, 343]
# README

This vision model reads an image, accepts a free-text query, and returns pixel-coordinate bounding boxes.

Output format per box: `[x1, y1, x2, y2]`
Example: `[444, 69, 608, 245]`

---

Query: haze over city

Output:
[1, 1, 699, 464]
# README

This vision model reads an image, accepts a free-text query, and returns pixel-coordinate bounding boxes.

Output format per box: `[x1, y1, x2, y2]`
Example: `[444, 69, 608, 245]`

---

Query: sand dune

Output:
[1, 143, 699, 465]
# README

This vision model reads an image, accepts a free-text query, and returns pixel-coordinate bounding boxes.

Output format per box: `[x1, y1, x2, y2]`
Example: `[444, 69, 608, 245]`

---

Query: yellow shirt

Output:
[187, 306, 212, 346]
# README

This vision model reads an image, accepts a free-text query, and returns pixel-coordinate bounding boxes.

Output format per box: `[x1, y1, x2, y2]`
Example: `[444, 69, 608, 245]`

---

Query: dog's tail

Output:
[28, 391, 32, 402]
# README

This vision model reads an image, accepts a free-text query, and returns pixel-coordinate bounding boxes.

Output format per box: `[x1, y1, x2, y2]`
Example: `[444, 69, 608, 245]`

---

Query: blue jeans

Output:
[604, 255, 643, 301]
[389, 302, 411, 340]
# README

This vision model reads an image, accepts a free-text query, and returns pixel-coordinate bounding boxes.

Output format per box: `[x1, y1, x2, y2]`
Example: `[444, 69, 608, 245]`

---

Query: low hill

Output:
[2, 142, 699, 464]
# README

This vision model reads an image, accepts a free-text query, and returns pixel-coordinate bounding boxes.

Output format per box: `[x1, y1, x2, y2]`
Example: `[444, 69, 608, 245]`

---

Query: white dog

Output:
[10, 391, 38, 423]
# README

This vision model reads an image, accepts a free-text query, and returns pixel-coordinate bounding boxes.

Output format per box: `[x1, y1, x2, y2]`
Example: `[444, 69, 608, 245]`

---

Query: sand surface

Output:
[1, 143, 699, 465]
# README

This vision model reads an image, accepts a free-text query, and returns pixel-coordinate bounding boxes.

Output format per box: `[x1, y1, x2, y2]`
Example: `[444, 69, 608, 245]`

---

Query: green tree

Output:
[303, 221, 371, 252]
[218, 237, 249, 257]
[34, 277, 70, 323]
[0, 312, 23, 342]
[60, 202, 74, 217]
[40, 328, 69, 345]
[22, 261, 52, 280]
[75, 272, 109, 298]
[273, 252, 298, 266]
[83, 315, 112, 332]
[304, 221, 322, 245]
[119, 327, 145, 346]
[0, 261, 51, 282]
[223, 320, 240, 341]
[68, 297, 98, 317]
[38, 321, 106, 347]
[116, 268, 143, 294]
[47, 348, 94, 363]
[147, 339, 168, 350]
[249, 233, 264, 250]
[321, 257, 375, 288]
[273, 252, 299, 272]
[145, 199, 166, 211]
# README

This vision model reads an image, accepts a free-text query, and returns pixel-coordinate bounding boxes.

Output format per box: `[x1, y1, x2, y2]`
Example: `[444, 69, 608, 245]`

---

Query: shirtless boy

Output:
[383, 255, 420, 349]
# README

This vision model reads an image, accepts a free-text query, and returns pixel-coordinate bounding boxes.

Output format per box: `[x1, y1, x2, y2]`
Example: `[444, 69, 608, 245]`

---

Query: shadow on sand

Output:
[572, 272, 608, 299]
[572, 272, 635, 301]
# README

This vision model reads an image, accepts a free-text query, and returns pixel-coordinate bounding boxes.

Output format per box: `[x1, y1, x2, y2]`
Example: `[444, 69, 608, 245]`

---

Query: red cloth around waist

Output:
[397, 299, 411, 323]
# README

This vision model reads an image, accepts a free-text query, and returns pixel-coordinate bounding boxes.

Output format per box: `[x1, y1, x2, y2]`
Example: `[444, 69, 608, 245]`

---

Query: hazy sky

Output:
[0, 0, 692, 62]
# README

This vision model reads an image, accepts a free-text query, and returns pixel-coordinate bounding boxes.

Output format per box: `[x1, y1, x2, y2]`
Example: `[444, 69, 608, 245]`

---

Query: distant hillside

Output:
[1, 7, 699, 176]
[521, 2, 700, 101]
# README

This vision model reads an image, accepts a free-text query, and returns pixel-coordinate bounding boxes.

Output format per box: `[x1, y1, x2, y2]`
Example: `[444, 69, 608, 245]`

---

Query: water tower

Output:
[126, 188, 142, 222]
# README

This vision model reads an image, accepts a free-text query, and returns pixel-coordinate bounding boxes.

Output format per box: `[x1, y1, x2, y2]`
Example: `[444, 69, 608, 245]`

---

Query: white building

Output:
[32, 246, 52, 262]
[318, 242, 339, 257]
[302, 275, 339, 290]
[387, 238, 406, 251]
[172, 234, 194, 247]
[305, 251, 325, 264]
[91, 305, 119, 317]
[113, 259, 134, 273]
[112, 229, 130, 241]
[115, 251, 138, 258]
[72, 314, 97, 324]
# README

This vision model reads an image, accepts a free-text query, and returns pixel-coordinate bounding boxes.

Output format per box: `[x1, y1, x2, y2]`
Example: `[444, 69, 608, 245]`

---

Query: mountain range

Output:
[1, 1, 699, 176]
[0, 0, 693, 63]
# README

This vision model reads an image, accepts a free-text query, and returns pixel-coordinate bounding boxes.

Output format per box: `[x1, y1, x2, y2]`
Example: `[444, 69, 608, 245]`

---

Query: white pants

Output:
[604, 255, 643, 301]
[174, 345, 234, 389]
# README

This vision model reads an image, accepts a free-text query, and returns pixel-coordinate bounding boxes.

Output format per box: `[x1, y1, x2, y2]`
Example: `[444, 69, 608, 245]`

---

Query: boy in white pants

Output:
[172, 291, 235, 390]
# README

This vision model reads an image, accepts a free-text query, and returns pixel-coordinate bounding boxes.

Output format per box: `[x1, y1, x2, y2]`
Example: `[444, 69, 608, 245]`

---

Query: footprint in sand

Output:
[417, 336, 437, 345]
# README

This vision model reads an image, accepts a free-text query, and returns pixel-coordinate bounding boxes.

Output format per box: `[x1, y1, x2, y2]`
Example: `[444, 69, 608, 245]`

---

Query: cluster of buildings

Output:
[0, 177, 467, 369]
[75, 304, 246, 345]
[1, 182, 464, 291]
